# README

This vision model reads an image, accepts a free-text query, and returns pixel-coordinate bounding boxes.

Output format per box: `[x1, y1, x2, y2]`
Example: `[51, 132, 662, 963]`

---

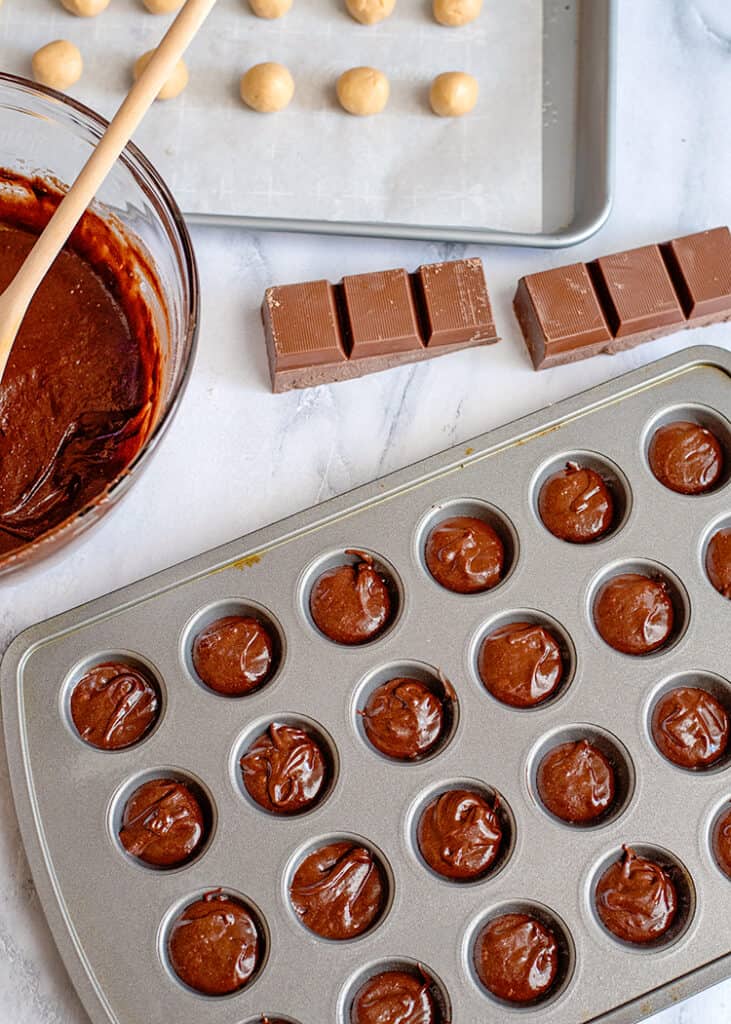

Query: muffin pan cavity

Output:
[646, 671, 731, 774]
[182, 599, 285, 698]
[415, 498, 519, 594]
[338, 957, 452, 1024]
[470, 608, 576, 710]
[62, 651, 165, 752]
[284, 832, 394, 943]
[642, 403, 731, 494]
[158, 888, 270, 999]
[299, 548, 403, 646]
[531, 450, 632, 544]
[587, 845, 696, 953]
[588, 558, 690, 657]
[407, 778, 516, 885]
[231, 713, 339, 816]
[352, 660, 459, 764]
[528, 724, 635, 829]
[465, 899, 576, 1010]
[108, 767, 216, 871]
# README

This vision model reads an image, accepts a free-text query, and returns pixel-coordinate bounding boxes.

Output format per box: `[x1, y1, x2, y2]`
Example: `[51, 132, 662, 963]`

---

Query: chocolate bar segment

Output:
[514, 264, 611, 370]
[417, 258, 496, 347]
[590, 245, 685, 339]
[263, 280, 346, 372]
[513, 225, 731, 371]
[662, 227, 731, 319]
[342, 269, 423, 358]
[262, 258, 500, 392]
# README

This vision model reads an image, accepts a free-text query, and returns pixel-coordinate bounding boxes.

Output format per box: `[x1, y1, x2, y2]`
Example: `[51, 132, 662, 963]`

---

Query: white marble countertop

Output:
[2, 1, 731, 1021]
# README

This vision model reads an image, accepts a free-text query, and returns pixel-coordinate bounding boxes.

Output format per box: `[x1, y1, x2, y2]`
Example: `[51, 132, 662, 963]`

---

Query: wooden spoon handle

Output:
[0, 0, 217, 379]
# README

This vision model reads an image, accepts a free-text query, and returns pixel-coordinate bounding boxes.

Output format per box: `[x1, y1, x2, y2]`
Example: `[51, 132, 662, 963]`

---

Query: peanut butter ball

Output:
[430, 71, 479, 116]
[433, 0, 482, 26]
[337, 67, 390, 116]
[240, 63, 295, 113]
[142, 0, 184, 12]
[249, 0, 293, 17]
[32, 40, 83, 91]
[60, 0, 110, 15]
[345, 0, 396, 24]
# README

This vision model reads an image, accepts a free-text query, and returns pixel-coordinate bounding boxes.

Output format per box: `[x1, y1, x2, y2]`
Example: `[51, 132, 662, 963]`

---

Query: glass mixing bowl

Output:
[0, 73, 199, 577]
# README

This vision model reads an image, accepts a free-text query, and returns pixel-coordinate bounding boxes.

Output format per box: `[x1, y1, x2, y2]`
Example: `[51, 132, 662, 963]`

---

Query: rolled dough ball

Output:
[430, 71, 478, 116]
[142, 0, 184, 12]
[32, 40, 83, 91]
[60, 0, 110, 15]
[134, 50, 189, 100]
[336, 66, 389, 116]
[433, 0, 481, 26]
[240, 62, 295, 113]
[345, 0, 396, 25]
[248, 0, 293, 18]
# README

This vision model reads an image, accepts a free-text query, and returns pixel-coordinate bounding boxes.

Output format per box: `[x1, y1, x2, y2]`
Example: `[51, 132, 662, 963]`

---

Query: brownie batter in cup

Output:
[168, 890, 261, 996]
[537, 739, 616, 823]
[310, 552, 393, 644]
[0, 171, 162, 564]
[713, 805, 731, 878]
[474, 913, 559, 1003]
[538, 462, 615, 543]
[192, 615, 274, 695]
[424, 515, 505, 593]
[595, 846, 677, 944]
[593, 573, 674, 655]
[651, 686, 729, 769]
[417, 788, 502, 880]
[361, 677, 447, 761]
[70, 661, 159, 750]
[648, 420, 724, 494]
[478, 622, 564, 708]
[706, 527, 731, 598]
[118, 778, 205, 867]
[289, 840, 386, 940]
[241, 722, 328, 814]
[352, 969, 440, 1024]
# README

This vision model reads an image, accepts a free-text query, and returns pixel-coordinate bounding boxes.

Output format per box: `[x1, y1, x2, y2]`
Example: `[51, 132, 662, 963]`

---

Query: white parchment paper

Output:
[1, 0, 543, 232]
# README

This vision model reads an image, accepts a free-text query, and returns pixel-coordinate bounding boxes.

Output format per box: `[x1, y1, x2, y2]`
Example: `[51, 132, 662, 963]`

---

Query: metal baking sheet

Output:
[5, 346, 730, 1024]
[0, 0, 615, 246]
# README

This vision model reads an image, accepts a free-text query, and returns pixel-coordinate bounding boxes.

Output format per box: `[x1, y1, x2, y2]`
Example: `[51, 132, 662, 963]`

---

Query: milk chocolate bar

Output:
[514, 227, 731, 370]
[262, 258, 498, 392]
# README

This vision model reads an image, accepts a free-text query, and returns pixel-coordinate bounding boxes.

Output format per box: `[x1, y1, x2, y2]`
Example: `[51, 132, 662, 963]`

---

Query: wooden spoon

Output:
[0, 0, 217, 383]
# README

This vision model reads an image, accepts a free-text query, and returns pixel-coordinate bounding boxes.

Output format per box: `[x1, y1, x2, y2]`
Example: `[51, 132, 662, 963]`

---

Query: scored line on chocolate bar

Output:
[262, 258, 500, 392]
[513, 226, 731, 371]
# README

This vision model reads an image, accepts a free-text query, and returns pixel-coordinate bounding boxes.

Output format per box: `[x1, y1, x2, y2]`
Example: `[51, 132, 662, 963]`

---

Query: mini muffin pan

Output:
[3, 346, 731, 1024]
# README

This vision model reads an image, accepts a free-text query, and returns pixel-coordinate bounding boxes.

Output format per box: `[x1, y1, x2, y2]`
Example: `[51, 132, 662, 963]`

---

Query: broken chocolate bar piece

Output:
[263, 279, 346, 373]
[590, 245, 685, 339]
[513, 263, 611, 370]
[262, 258, 498, 392]
[342, 269, 422, 359]
[514, 226, 731, 370]
[417, 258, 496, 347]
[662, 227, 731, 319]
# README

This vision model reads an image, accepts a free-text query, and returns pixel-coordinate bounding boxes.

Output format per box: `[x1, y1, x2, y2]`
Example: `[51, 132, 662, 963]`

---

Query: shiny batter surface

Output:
[362, 677, 445, 761]
[289, 840, 386, 940]
[595, 846, 677, 944]
[0, 174, 160, 560]
[417, 788, 502, 880]
[474, 913, 559, 1003]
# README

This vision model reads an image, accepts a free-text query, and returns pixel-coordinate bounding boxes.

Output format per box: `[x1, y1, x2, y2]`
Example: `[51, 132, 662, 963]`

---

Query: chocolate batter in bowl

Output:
[0, 74, 198, 575]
